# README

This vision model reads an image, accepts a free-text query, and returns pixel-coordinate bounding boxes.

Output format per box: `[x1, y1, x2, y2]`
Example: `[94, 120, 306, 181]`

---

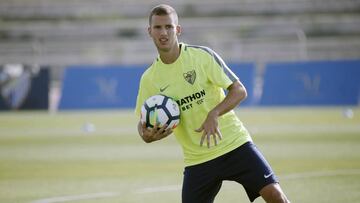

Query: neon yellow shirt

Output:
[135, 43, 252, 166]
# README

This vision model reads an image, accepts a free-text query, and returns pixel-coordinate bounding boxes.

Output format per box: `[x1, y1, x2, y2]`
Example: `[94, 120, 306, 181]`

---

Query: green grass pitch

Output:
[0, 107, 359, 203]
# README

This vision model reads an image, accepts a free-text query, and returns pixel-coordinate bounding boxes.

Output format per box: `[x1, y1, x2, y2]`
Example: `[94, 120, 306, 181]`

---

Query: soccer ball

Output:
[141, 94, 180, 129]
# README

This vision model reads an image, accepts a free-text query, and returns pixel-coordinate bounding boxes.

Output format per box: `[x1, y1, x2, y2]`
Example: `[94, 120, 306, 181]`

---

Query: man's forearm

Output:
[212, 80, 247, 117]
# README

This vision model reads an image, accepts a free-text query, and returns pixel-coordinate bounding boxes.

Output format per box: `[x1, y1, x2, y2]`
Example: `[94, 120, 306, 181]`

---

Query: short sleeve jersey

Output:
[135, 43, 252, 166]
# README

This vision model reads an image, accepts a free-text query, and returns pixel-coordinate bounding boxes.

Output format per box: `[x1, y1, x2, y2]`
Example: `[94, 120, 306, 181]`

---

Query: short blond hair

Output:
[149, 4, 178, 25]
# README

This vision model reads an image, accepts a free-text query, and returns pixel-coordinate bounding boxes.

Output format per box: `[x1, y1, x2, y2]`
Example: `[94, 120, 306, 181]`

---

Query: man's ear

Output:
[176, 25, 182, 36]
[148, 27, 152, 36]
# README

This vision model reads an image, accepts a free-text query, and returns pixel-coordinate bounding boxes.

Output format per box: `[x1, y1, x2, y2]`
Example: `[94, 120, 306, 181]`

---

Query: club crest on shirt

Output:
[183, 70, 196, 85]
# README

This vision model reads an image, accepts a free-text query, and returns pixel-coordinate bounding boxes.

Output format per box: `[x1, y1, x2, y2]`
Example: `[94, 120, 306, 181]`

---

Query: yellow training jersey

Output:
[135, 43, 252, 166]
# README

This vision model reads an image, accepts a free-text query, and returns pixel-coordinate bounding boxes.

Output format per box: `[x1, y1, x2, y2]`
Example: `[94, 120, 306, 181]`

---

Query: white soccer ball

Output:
[342, 108, 354, 119]
[141, 94, 180, 129]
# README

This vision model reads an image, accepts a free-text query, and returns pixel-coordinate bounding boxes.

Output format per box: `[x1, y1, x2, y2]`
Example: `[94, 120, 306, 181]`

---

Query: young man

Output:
[135, 4, 290, 203]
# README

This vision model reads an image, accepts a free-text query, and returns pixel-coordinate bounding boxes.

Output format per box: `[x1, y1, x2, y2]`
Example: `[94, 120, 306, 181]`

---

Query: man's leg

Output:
[219, 142, 290, 202]
[182, 177, 222, 203]
[182, 159, 224, 203]
[259, 183, 290, 203]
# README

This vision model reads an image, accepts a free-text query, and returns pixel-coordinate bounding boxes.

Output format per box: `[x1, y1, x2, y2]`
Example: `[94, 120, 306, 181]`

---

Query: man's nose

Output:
[159, 28, 167, 35]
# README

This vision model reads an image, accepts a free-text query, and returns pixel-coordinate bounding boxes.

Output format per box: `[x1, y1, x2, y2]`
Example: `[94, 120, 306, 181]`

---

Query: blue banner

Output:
[228, 62, 255, 106]
[59, 65, 146, 109]
[59, 60, 360, 109]
[59, 63, 255, 109]
[260, 60, 360, 106]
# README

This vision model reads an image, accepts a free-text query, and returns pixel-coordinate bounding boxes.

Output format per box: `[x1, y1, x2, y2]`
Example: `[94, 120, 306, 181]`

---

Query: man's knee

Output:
[268, 190, 289, 203]
[260, 183, 290, 203]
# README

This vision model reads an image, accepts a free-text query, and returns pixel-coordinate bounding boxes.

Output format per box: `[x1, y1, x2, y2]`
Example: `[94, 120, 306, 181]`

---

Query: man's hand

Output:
[194, 81, 246, 148]
[195, 110, 222, 148]
[138, 121, 173, 143]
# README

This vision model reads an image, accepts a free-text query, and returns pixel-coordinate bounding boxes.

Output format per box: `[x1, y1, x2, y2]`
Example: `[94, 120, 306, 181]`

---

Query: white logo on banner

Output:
[95, 77, 120, 103]
[0, 64, 32, 109]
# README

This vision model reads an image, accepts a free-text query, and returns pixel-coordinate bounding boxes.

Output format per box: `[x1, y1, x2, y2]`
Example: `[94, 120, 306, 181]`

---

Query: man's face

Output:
[148, 14, 181, 53]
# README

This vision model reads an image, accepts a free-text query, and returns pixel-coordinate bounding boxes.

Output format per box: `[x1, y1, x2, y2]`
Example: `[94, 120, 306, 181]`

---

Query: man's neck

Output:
[159, 43, 181, 64]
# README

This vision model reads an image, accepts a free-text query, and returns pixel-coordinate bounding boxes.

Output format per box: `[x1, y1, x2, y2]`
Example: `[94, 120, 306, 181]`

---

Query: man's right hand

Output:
[138, 121, 173, 143]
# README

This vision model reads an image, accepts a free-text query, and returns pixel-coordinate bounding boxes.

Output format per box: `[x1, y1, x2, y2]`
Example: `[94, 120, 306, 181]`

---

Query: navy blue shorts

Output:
[182, 142, 278, 203]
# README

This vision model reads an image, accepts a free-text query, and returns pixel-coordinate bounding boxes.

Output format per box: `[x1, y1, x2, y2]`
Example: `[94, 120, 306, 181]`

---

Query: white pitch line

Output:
[30, 169, 360, 203]
[30, 192, 119, 203]
[134, 184, 182, 194]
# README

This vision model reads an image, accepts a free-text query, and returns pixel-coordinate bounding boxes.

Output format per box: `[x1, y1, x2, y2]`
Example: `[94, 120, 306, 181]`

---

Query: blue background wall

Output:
[59, 60, 360, 109]
[59, 63, 255, 109]
[59, 65, 145, 109]
[228, 62, 255, 106]
[260, 60, 360, 106]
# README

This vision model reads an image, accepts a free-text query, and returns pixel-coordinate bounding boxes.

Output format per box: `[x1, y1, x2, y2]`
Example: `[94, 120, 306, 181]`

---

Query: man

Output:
[135, 4, 290, 203]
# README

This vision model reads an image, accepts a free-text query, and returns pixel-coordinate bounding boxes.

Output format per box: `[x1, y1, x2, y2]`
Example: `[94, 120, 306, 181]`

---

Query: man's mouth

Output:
[159, 38, 168, 43]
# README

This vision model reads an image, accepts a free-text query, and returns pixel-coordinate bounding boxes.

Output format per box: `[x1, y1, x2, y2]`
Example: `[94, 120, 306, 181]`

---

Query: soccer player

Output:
[135, 4, 290, 203]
